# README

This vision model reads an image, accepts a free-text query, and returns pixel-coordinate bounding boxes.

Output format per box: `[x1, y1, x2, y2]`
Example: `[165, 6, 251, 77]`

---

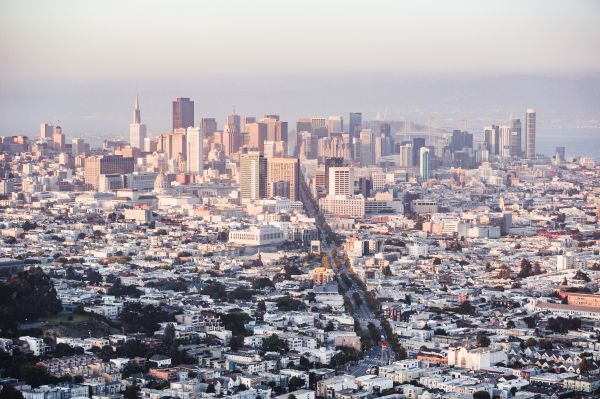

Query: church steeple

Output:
[133, 95, 141, 124]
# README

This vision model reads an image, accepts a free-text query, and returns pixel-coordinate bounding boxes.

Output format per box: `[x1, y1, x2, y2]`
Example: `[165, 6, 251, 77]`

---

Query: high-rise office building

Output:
[484, 125, 500, 155]
[297, 117, 313, 133]
[240, 152, 267, 202]
[499, 125, 511, 158]
[555, 146, 566, 164]
[510, 118, 522, 157]
[267, 157, 300, 201]
[398, 143, 413, 168]
[261, 115, 288, 143]
[348, 112, 362, 159]
[201, 118, 217, 137]
[247, 122, 267, 153]
[327, 116, 343, 135]
[186, 127, 204, 175]
[84, 155, 135, 190]
[348, 112, 362, 137]
[53, 126, 65, 151]
[324, 157, 345, 194]
[419, 147, 430, 180]
[171, 129, 187, 162]
[40, 123, 53, 139]
[172, 97, 194, 131]
[129, 96, 147, 150]
[525, 108, 536, 159]
[71, 138, 84, 157]
[412, 138, 426, 167]
[359, 129, 375, 165]
[328, 166, 354, 196]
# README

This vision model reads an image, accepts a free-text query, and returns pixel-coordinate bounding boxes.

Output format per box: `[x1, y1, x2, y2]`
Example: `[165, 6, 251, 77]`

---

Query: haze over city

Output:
[1, 2, 600, 399]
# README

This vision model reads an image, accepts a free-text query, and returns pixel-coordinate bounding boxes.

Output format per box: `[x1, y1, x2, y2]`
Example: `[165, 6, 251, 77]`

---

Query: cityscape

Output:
[1, 2, 600, 399]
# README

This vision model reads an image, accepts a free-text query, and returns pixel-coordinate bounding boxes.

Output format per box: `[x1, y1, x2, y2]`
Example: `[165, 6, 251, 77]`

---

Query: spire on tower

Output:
[132, 95, 141, 124]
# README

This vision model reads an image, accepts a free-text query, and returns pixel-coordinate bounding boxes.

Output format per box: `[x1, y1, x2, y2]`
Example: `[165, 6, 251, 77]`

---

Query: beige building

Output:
[84, 155, 134, 190]
[240, 152, 267, 202]
[267, 157, 300, 201]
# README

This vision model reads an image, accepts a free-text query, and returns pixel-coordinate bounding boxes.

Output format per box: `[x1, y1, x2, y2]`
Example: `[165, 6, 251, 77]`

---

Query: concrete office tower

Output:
[525, 108, 536, 159]
[555, 146, 566, 164]
[53, 126, 65, 151]
[267, 157, 300, 201]
[171, 129, 187, 164]
[510, 119, 522, 157]
[359, 129, 375, 165]
[261, 115, 288, 143]
[348, 112, 362, 159]
[499, 125, 512, 158]
[186, 127, 204, 176]
[398, 143, 413, 168]
[129, 96, 147, 150]
[84, 155, 135, 190]
[419, 147, 430, 180]
[412, 137, 425, 167]
[144, 137, 157, 153]
[328, 166, 354, 196]
[311, 117, 326, 131]
[327, 116, 343, 135]
[297, 117, 313, 133]
[172, 97, 194, 131]
[240, 152, 267, 202]
[484, 125, 500, 155]
[71, 138, 84, 157]
[246, 122, 267, 153]
[40, 123, 53, 139]
[222, 124, 239, 156]
[201, 118, 218, 136]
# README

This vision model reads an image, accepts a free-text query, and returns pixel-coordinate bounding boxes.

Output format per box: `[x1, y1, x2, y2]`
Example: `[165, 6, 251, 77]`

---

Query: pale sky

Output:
[0, 0, 599, 147]
[1, 0, 599, 82]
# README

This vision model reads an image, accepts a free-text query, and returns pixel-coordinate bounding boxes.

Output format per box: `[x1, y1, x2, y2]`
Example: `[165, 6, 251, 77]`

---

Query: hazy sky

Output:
[2, 0, 599, 81]
[1, 0, 599, 143]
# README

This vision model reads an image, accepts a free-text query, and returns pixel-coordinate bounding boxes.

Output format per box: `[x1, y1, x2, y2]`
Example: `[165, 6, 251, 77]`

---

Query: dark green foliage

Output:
[201, 280, 226, 299]
[107, 279, 143, 298]
[547, 316, 581, 333]
[252, 278, 274, 289]
[0, 268, 62, 336]
[220, 311, 251, 335]
[329, 346, 360, 368]
[262, 334, 288, 353]
[117, 303, 175, 336]
[275, 296, 305, 311]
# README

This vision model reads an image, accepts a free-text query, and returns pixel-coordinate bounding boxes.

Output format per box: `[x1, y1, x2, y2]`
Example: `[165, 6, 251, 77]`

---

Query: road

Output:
[300, 175, 394, 374]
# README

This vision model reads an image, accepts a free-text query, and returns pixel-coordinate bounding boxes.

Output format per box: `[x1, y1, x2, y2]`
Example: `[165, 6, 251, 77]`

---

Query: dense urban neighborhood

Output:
[0, 103, 599, 399]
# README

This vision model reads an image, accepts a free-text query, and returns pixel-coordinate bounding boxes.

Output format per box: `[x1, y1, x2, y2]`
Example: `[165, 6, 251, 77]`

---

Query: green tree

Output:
[123, 385, 140, 399]
[163, 324, 176, 346]
[262, 334, 288, 353]
[473, 392, 490, 399]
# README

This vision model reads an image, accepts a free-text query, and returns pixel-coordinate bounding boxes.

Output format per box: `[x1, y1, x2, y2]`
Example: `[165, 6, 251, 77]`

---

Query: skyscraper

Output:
[348, 112, 362, 159]
[40, 123, 53, 139]
[328, 166, 354, 196]
[412, 138, 426, 167]
[398, 143, 413, 168]
[172, 97, 194, 131]
[419, 147, 430, 180]
[267, 157, 300, 201]
[510, 118, 522, 157]
[484, 125, 500, 155]
[53, 126, 65, 151]
[129, 96, 147, 150]
[359, 129, 375, 166]
[84, 155, 135, 190]
[499, 125, 511, 158]
[525, 108, 536, 159]
[240, 152, 267, 202]
[327, 116, 343, 135]
[201, 118, 217, 137]
[186, 127, 204, 176]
